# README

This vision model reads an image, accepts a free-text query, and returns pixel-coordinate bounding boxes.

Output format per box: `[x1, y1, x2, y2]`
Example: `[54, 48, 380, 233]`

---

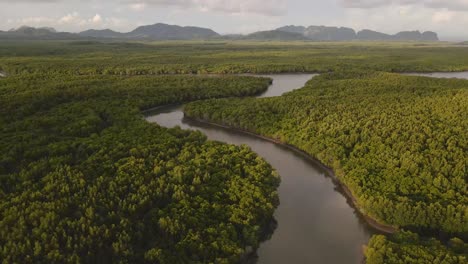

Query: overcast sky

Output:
[1, 0, 467, 40]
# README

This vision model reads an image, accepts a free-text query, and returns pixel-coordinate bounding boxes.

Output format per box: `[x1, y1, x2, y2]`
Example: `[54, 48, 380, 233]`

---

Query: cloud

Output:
[341, 0, 415, 8]
[57, 12, 104, 26]
[432, 9, 457, 23]
[342, 0, 468, 10]
[426, 0, 468, 10]
[126, 0, 287, 16]
[0, 0, 59, 2]
[58, 12, 80, 24]
[2, 0, 288, 16]
[91, 14, 102, 23]
[4, 12, 124, 32]
[129, 2, 147, 11]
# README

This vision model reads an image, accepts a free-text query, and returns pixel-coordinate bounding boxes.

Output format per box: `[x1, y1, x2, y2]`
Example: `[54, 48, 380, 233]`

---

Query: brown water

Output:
[145, 74, 374, 263]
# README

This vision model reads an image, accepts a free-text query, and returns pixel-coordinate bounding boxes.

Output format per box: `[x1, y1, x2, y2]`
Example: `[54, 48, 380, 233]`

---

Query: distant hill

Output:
[277, 26, 356, 41]
[276, 25, 306, 34]
[0, 26, 79, 40]
[277, 25, 439, 41]
[393, 31, 438, 41]
[126, 23, 219, 40]
[9, 26, 57, 36]
[79, 23, 220, 40]
[277, 25, 356, 41]
[79, 29, 123, 38]
[1, 23, 220, 41]
[243, 30, 307, 41]
[0, 23, 440, 41]
[356, 29, 391, 40]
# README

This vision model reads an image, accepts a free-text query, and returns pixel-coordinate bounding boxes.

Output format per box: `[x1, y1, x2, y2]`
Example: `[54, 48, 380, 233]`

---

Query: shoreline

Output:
[183, 114, 398, 234]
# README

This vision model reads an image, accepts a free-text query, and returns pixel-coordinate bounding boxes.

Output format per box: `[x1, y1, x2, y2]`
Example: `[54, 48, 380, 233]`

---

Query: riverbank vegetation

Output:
[365, 231, 467, 263]
[184, 71, 468, 262]
[2, 40, 468, 263]
[1, 41, 468, 76]
[0, 73, 280, 263]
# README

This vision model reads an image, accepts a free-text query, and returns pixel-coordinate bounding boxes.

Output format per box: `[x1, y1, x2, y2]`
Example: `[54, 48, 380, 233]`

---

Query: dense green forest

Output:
[1, 41, 468, 75]
[184, 71, 468, 261]
[1, 41, 468, 263]
[0, 73, 280, 263]
[365, 231, 467, 263]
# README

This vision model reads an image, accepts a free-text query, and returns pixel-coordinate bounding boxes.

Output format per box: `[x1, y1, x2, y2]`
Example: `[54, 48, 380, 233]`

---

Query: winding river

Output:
[145, 74, 374, 263]
[145, 71, 468, 263]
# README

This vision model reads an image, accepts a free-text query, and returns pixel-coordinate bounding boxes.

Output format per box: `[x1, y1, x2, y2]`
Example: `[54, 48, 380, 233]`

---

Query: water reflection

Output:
[145, 74, 375, 263]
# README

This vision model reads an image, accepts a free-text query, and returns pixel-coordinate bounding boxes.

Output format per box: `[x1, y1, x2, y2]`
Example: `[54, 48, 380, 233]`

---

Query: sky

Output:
[1, 0, 468, 40]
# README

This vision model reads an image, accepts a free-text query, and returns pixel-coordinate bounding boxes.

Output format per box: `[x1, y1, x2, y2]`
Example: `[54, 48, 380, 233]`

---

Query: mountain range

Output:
[0, 23, 440, 41]
[79, 23, 219, 40]
[0, 26, 80, 40]
[276, 25, 439, 41]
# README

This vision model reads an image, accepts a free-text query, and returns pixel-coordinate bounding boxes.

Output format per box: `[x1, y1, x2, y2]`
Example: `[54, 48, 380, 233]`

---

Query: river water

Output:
[145, 74, 374, 263]
[145, 71, 468, 263]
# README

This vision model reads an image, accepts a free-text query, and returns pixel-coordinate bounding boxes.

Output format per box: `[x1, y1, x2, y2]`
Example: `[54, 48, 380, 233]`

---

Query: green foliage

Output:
[185, 71, 468, 262]
[365, 231, 467, 264]
[185, 72, 468, 233]
[0, 73, 279, 263]
[2, 41, 468, 263]
[1, 41, 468, 76]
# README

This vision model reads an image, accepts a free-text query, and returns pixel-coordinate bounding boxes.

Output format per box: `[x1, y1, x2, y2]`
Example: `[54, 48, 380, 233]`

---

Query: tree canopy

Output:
[184, 71, 468, 262]
[0, 73, 279, 263]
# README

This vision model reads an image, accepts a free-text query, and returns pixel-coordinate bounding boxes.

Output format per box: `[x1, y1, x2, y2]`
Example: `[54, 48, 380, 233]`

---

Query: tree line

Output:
[0, 73, 279, 263]
[184, 71, 468, 262]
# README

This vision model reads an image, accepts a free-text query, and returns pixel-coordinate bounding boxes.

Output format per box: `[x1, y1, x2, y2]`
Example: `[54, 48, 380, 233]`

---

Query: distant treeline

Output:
[1, 41, 468, 77]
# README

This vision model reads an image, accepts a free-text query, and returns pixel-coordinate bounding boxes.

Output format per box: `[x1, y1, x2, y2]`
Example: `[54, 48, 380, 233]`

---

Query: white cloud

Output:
[58, 12, 104, 27]
[91, 14, 102, 23]
[426, 0, 468, 10]
[128, 0, 287, 16]
[2, 12, 130, 32]
[129, 2, 147, 11]
[432, 9, 456, 23]
[58, 12, 80, 24]
[18, 16, 55, 25]
[342, 0, 468, 11]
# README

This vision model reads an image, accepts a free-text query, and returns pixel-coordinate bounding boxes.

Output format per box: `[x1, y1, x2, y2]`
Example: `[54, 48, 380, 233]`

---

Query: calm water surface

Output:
[145, 71, 468, 263]
[145, 74, 374, 263]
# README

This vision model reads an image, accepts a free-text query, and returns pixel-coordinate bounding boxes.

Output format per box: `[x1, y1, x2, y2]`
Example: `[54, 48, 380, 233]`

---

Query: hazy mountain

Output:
[219, 34, 244, 40]
[0, 26, 79, 39]
[126, 23, 219, 40]
[277, 25, 439, 41]
[393, 31, 438, 41]
[304, 26, 356, 41]
[79, 29, 123, 38]
[0, 23, 439, 41]
[8, 26, 57, 36]
[277, 25, 356, 41]
[356, 29, 391, 40]
[244, 30, 307, 41]
[77, 23, 220, 40]
[276, 25, 307, 34]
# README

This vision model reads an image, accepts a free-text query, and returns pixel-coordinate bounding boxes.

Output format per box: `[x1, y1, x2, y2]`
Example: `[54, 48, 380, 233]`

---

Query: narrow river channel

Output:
[145, 74, 375, 263]
[145, 71, 468, 263]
